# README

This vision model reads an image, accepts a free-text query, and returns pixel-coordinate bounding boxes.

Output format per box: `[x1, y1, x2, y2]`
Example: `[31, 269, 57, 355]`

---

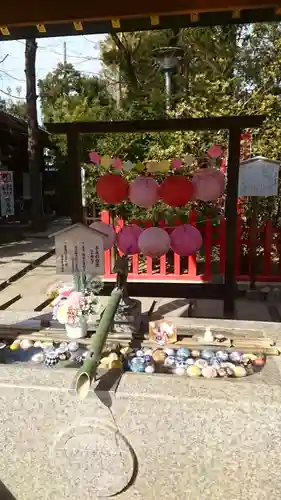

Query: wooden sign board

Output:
[238, 157, 280, 197]
[0, 171, 14, 217]
[149, 320, 177, 345]
[51, 224, 105, 276]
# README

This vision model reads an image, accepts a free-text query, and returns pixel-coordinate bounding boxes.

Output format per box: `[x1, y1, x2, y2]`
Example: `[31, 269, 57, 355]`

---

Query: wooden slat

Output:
[46, 115, 266, 135]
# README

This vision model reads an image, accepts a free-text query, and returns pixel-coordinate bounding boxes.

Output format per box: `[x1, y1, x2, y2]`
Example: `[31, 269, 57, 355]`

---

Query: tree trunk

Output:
[25, 38, 44, 231]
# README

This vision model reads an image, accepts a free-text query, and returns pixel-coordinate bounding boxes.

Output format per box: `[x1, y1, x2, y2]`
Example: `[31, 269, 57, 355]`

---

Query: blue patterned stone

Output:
[176, 347, 190, 358]
[201, 349, 215, 361]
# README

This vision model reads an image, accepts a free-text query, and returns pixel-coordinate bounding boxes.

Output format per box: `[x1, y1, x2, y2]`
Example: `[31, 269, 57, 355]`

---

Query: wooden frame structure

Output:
[46, 114, 265, 318]
[1, 1, 281, 40]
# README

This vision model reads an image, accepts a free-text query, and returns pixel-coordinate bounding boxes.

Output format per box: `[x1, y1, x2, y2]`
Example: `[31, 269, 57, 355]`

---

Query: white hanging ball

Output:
[123, 160, 134, 172]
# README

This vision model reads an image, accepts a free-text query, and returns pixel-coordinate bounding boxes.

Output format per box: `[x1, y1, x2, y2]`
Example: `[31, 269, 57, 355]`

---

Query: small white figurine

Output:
[203, 327, 214, 343]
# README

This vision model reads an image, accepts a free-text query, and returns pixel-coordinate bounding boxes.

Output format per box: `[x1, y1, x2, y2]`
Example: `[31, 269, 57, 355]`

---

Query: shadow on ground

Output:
[0, 480, 17, 500]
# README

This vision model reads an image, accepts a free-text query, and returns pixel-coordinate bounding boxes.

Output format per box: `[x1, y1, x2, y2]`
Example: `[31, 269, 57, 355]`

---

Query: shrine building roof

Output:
[0, 1, 281, 41]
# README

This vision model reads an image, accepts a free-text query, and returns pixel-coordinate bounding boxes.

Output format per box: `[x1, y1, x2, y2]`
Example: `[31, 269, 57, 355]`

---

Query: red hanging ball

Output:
[96, 174, 129, 204]
[159, 176, 194, 207]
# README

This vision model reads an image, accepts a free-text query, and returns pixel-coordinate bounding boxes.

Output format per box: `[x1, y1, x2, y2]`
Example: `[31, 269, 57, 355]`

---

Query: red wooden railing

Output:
[85, 210, 281, 283]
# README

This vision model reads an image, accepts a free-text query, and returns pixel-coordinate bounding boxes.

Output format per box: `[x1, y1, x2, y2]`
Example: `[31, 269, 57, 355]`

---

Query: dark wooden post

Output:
[25, 38, 45, 230]
[66, 128, 83, 223]
[224, 128, 241, 318]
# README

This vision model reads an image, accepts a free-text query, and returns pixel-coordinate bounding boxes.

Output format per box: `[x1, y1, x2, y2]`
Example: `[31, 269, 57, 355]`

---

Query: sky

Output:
[0, 34, 105, 121]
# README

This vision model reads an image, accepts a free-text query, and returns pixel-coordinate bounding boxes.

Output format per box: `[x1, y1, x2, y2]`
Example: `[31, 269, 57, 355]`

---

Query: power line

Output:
[16, 40, 101, 61]
[0, 88, 25, 99]
[0, 70, 25, 82]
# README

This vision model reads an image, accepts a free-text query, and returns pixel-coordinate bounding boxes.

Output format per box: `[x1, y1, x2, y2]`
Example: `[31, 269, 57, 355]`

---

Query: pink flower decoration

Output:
[89, 151, 101, 164]
[172, 158, 182, 169]
[207, 145, 223, 159]
[112, 157, 123, 170]
[61, 289, 73, 298]
[67, 291, 83, 307]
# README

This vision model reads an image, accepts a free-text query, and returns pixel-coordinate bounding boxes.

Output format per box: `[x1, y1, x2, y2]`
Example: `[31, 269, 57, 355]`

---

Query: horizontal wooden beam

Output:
[1, 0, 280, 26]
[45, 115, 266, 135]
[0, 9, 280, 41]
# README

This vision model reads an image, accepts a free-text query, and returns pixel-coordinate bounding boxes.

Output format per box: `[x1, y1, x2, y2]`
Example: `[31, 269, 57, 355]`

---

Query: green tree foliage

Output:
[38, 62, 115, 156]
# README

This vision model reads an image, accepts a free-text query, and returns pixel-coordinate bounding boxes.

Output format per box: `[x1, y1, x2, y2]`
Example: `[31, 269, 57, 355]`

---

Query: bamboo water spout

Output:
[75, 256, 129, 400]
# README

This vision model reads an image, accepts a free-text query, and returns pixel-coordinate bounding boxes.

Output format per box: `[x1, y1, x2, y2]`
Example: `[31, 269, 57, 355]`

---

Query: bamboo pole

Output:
[75, 287, 123, 400]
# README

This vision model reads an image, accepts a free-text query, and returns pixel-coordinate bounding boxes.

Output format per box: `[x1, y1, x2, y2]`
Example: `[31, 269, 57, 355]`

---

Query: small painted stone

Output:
[44, 346, 57, 355]
[246, 364, 254, 375]
[201, 349, 215, 361]
[225, 367, 234, 377]
[186, 365, 201, 377]
[44, 352, 59, 367]
[152, 349, 166, 364]
[217, 368, 227, 377]
[108, 352, 119, 361]
[58, 352, 71, 361]
[176, 358, 187, 369]
[252, 356, 266, 367]
[145, 364, 155, 374]
[233, 366, 247, 378]
[221, 361, 236, 370]
[164, 356, 176, 367]
[120, 346, 133, 357]
[241, 354, 251, 365]
[100, 356, 110, 367]
[56, 345, 68, 355]
[20, 339, 34, 350]
[109, 359, 123, 370]
[194, 358, 208, 369]
[143, 347, 153, 356]
[42, 341, 54, 349]
[59, 341, 68, 350]
[173, 366, 186, 376]
[244, 353, 257, 361]
[34, 340, 43, 348]
[68, 341, 79, 352]
[144, 355, 153, 363]
[164, 348, 175, 356]
[176, 347, 190, 358]
[13, 339, 21, 345]
[31, 351, 45, 364]
[202, 366, 217, 378]
[191, 349, 200, 358]
[216, 350, 229, 362]
[208, 357, 221, 369]
[186, 358, 194, 366]
[229, 351, 242, 363]
[255, 352, 266, 360]
[130, 357, 145, 373]
[136, 349, 144, 357]
[10, 342, 20, 351]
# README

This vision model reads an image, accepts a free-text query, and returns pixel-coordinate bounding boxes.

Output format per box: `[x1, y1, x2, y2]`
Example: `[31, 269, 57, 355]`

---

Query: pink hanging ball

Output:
[138, 227, 171, 258]
[89, 221, 116, 251]
[170, 224, 203, 256]
[129, 176, 159, 208]
[192, 168, 225, 201]
[117, 224, 143, 255]
[89, 151, 100, 164]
